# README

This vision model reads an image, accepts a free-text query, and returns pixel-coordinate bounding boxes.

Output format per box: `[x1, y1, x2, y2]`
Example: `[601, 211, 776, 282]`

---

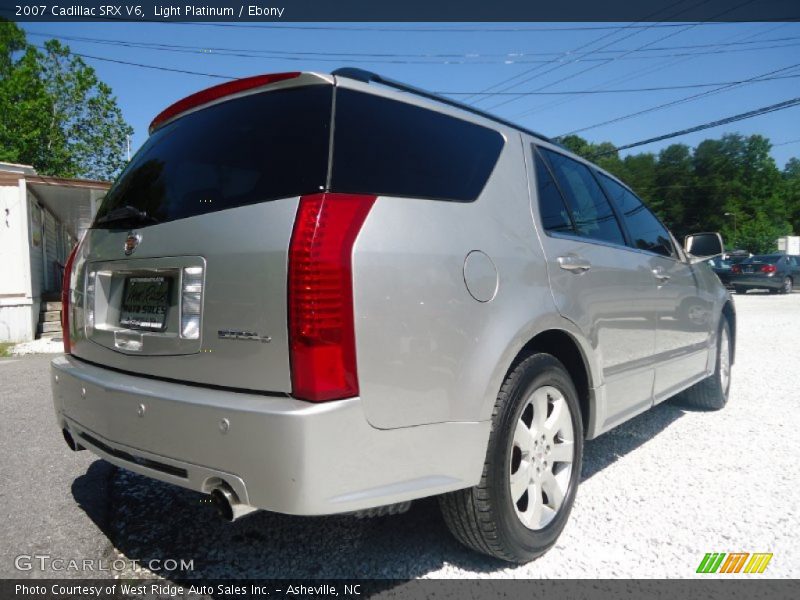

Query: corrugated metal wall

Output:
[27, 195, 43, 300]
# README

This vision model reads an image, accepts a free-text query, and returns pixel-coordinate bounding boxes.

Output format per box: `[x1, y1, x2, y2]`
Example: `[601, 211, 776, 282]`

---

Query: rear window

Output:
[94, 85, 332, 227]
[331, 89, 504, 202]
[747, 255, 782, 264]
[94, 85, 505, 228]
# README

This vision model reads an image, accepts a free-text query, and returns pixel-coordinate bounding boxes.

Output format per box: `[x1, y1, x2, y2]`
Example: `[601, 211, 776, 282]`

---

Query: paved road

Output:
[1, 292, 798, 579]
[0, 355, 113, 579]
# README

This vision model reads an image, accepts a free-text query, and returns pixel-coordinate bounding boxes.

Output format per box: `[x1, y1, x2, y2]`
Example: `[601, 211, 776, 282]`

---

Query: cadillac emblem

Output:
[124, 232, 141, 256]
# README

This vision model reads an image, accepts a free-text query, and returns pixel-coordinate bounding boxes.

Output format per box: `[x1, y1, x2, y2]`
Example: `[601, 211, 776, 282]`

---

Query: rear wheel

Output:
[676, 319, 731, 410]
[780, 277, 792, 294]
[439, 353, 583, 563]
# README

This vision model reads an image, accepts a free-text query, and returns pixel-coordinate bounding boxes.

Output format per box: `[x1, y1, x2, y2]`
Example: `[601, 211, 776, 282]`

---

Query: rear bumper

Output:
[730, 276, 780, 289]
[51, 356, 488, 515]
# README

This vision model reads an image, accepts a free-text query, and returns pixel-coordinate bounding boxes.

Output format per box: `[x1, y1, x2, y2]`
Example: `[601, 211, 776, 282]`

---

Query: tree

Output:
[0, 21, 131, 180]
[783, 158, 800, 235]
[653, 144, 694, 235]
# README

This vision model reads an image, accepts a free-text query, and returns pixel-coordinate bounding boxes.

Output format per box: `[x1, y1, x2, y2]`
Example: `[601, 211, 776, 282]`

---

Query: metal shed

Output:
[0, 162, 110, 342]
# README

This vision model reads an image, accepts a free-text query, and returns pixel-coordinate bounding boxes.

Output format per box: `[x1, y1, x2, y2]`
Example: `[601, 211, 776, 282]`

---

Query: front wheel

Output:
[676, 319, 732, 410]
[439, 353, 583, 563]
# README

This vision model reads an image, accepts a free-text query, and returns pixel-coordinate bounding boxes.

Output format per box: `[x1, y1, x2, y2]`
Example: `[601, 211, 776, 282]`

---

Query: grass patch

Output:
[0, 342, 15, 358]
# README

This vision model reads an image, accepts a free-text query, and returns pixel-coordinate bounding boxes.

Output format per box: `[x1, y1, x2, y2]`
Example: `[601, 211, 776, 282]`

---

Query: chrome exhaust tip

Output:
[209, 484, 257, 522]
[62, 429, 84, 452]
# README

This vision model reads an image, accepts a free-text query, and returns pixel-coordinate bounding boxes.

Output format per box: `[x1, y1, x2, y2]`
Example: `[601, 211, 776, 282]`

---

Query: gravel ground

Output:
[106, 291, 800, 579]
[10, 337, 63, 356]
[2, 292, 798, 580]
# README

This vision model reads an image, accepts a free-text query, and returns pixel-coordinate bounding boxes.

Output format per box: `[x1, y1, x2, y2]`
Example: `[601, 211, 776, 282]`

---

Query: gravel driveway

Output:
[3, 292, 798, 579]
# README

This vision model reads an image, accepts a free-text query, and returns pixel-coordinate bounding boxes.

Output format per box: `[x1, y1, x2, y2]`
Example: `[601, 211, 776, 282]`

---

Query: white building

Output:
[0, 162, 110, 342]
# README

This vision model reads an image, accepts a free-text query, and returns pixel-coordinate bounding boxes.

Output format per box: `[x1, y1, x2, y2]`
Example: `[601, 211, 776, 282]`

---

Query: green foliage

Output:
[562, 133, 798, 254]
[0, 20, 132, 180]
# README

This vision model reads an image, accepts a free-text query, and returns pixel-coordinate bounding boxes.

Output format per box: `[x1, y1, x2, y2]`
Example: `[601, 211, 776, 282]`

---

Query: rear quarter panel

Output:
[352, 128, 570, 429]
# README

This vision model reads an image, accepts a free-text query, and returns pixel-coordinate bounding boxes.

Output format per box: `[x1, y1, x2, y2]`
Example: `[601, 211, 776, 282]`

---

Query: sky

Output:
[18, 21, 800, 169]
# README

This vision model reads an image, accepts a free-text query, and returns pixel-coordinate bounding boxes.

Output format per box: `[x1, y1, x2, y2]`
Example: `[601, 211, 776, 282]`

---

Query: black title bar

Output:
[1, 0, 799, 23]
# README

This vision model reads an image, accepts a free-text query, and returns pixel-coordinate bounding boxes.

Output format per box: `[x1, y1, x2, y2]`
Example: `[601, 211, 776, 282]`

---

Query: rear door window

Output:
[540, 149, 625, 246]
[94, 85, 333, 227]
[599, 174, 675, 258]
[533, 147, 573, 233]
[331, 89, 504, 202]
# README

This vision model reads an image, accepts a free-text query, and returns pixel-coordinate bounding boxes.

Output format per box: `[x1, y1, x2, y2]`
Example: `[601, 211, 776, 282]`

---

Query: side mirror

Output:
[684, 232, 724, 261]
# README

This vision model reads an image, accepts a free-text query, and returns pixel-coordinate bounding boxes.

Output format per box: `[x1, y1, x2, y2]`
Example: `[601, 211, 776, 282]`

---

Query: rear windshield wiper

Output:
[95, 205, 160, 227]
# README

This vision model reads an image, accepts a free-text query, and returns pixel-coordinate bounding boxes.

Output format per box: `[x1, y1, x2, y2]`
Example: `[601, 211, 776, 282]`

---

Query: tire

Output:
[780, 277, 792, 294]
[734, 286, 747, 295]
[438, 353, 583, 563]
[676, 318, 732, 410]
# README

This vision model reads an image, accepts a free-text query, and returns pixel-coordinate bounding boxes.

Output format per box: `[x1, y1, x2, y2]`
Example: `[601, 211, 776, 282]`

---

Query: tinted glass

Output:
[748, 255, 782, 264]
[599, 174, 674, 257]
[541, 150, 625, 245]
[332, 89, 504, 201]
[534, 148, 573, 233]
[94, 85, 332, 227]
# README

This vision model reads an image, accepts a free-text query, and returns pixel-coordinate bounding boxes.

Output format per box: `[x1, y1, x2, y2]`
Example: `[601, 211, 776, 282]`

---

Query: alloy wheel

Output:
[509, 385, 575, 530]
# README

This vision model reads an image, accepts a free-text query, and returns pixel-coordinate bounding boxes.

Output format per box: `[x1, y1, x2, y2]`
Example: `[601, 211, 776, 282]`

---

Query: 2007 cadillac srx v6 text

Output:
[51, 69, 735, 562]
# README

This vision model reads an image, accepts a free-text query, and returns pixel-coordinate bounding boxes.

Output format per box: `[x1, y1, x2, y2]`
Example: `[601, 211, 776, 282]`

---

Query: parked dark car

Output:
[706, 252, 751, 287]
[730, 254, 800, 294]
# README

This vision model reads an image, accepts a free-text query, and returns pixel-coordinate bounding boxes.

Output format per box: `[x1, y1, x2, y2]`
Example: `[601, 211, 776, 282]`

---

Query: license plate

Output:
[743, 266, 753, 273]
[120, 276, 171, 331]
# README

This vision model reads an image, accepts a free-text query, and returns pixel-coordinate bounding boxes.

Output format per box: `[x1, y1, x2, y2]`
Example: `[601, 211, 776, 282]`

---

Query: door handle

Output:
[557, 255, 592, 273]
[652, 267, 671, 283]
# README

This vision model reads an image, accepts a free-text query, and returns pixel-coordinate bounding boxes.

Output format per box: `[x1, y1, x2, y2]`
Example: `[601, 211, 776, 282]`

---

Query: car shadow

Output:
[71, 459, 116, 538]
[84, 399, 693, 583]
[581, 400, 688, 481]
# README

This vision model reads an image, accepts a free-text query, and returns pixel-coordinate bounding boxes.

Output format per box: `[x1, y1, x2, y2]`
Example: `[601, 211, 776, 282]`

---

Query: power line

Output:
[481, 0, 757, 111]
[33, 45, 232, 79]
[557, 61, 800, 136]
[28, 32, 800, 67]
[47, 40, 800, 101]
[25, 30, 800, 61]
[509, 22, 789, 118]
[473, 0, 718, 107]
[466, 1, 692, 105]
[436, 73, 800, 95]
[592, 96, 800, 157]
[773, 138, 800, 147]
[43, 43, 800, 97]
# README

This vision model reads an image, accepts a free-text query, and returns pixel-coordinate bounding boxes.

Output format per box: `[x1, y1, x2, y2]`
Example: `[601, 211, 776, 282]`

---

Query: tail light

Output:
[731, 265, 742, 274]
[761, 264, 777, 273]
[61, 243, 80, 354]
[288, 193, 376, 402]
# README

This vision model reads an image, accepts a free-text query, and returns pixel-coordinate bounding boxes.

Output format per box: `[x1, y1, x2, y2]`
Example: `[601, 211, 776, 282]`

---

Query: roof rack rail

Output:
[332, 68, 554, 144]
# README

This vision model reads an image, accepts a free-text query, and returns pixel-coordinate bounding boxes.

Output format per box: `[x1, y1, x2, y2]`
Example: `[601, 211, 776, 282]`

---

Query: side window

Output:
[533, 147, 573, 233]
[332, 89, 505, 202]
[599, 174, 675, 258]
[540, 149, 625, 245]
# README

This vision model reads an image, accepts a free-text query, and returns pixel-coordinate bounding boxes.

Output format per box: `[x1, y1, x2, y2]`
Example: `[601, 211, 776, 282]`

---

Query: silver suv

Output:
[52, 69, 735, 563]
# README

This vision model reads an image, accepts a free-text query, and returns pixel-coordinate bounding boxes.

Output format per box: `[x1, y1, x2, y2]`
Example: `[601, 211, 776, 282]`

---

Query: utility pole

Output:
[724, 212, 737, 248]
[126, 135, 131, 161]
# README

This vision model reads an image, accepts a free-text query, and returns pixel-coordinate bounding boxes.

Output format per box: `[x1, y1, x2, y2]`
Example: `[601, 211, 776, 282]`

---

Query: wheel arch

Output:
[721, 299, 736, 364]
[504, 328, 596, 439]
